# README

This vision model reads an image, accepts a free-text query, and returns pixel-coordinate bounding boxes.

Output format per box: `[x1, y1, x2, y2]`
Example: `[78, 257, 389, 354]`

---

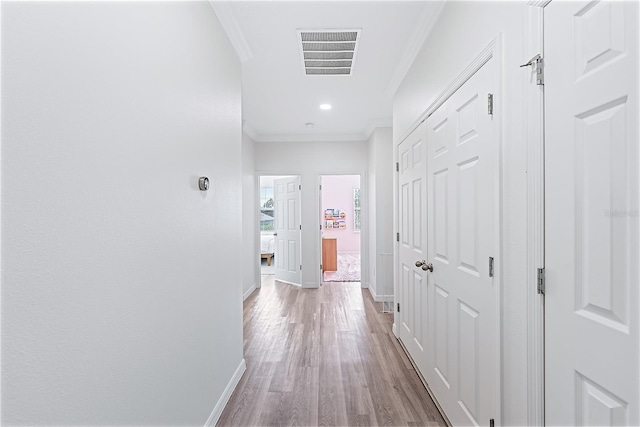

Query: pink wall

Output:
[321, 175, 361, 253]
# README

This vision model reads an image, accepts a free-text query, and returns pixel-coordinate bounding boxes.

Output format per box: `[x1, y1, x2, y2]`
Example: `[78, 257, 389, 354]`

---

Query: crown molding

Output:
[208, 1, 253, 63]
[242, 123, 259, 142]
[385, 0, 446, 99]
[251, 132, 368, 143]
[527, 0, 552, 7]
[364, 118, 393, 141]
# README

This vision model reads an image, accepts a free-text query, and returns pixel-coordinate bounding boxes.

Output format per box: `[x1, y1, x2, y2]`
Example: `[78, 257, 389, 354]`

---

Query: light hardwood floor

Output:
[217, 276, 446, 427]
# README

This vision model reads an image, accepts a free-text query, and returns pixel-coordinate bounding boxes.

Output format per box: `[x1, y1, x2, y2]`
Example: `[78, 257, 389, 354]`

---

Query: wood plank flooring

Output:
[217, 277, 446, 427]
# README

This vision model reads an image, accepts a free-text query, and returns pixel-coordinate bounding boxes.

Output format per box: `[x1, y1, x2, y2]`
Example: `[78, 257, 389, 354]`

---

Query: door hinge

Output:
[319, 184, 322, 190]
[319, 224, 322, 230]
[300, 264, 302, 271]
[396, 232, 400, 242]
[490, 419, 495, 427]
[320, 264, 323, 270]
[489, 257, 494, 277]
[397, 303, 400, 312]
[487, 93, 494, 115]
[396, 162, 399, 172]
[299, 184, 301, 190]
[520, 53, 544, 85]
[300, 224, 302, 230]
[537, 267, 545, 294]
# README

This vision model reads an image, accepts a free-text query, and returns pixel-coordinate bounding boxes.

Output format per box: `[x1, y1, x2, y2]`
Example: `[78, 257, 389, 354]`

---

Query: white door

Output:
[274, 176, 302, 286]
[545, 1, 639, 425]
[397, 121, 429, 374]
[425, 57, 497, 426]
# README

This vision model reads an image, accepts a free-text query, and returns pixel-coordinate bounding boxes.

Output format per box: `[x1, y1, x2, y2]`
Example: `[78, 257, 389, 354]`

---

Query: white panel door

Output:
[397, 121, 429, 374]
[545, 1, 639, 425]
[274, 176, 302, 286]
[426, 57, 497, 426]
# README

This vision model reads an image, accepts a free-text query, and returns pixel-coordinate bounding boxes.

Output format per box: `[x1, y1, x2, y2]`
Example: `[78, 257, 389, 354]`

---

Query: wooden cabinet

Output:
[322, 238, 337, 272]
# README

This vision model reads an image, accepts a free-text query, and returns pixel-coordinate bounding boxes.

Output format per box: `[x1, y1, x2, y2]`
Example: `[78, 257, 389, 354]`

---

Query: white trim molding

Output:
[524, 3, 546, 427]
[367, 286, 393, 304]
[208, 1, 253, 63]
[243, 283, 257, 301]
[204, 358, 246, 426]
[385, 1, 446, 98]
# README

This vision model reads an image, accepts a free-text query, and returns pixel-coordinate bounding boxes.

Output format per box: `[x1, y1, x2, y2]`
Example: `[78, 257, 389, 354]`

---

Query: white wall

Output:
[393, 2, 530, 425]
[255, 140, 367, 287]
[242, 133, 259, 299]
[366, 128, 394, 301]
[1, 2, 244, 425]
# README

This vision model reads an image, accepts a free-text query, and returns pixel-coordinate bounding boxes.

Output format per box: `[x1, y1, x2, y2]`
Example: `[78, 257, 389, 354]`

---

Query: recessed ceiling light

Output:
[305, 122, 315, 128]
[320, 104, 332, 110]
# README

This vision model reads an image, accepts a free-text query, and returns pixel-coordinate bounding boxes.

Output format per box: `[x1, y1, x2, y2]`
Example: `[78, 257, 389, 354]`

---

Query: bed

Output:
[260, 234, 275, 266]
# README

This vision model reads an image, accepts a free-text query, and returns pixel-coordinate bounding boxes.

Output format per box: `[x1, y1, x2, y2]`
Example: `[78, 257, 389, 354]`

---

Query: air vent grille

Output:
[298, 29, 361, 76]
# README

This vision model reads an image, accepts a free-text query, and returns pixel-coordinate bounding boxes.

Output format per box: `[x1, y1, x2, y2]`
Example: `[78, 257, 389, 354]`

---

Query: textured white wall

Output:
[242, 133, 259, 299]
[255, 140, 367, 287]
[1, 2, 244, 425]
[393, 2, 529, 424]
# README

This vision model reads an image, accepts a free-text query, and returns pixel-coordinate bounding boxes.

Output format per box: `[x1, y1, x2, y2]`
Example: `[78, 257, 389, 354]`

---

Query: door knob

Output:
[415, 260, 426, 267]
[421, 263, 434, 272]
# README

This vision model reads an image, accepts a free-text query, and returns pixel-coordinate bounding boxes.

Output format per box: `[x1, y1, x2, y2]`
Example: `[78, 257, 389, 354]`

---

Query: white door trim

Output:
[316, 172, 366, 287]
[524, 2, 546, 426]
[393, 34, 504, 425]
[520, 3, 638, 423]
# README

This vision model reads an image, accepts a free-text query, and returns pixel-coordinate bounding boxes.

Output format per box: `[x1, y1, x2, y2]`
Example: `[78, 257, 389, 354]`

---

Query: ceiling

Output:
[212, 1, 445, 142]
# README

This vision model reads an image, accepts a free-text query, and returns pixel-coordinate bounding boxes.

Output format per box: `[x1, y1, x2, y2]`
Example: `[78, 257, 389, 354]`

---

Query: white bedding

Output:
[260, 235, 275, 253]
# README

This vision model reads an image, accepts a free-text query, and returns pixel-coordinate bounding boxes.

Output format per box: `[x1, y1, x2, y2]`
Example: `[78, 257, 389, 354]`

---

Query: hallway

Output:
[218, 278, 446, 426]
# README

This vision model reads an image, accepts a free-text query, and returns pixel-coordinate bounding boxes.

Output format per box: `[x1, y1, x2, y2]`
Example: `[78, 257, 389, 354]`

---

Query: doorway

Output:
[320, 175, 361, 282]
[258, 175, 302, 286]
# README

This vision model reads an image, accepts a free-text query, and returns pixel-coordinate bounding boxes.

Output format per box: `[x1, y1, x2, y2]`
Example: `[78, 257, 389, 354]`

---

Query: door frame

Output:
[393, 34, 504, 425]
[316, 172, 366, 287]
[524, 2, 549, 426]
[255, 173, 301, 288]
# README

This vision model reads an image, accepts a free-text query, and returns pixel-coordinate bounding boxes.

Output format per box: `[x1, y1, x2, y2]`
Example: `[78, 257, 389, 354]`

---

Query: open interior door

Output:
[544, 1, 639, 425]
[274, 176, 302, 286]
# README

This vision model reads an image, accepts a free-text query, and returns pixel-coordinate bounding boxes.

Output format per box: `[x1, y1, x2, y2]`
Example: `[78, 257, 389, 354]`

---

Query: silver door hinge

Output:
[319, 224, 322, 230]
[300, 264, 302, 271]
[396, 162, 399, 172]
[487, 93, 494, 115]
[489, 257, 494, 277]
[520, 54, 544, 85]
[396, 232, 400, 242]
[397, 303, 400, 312]
[319, 184, 322, 190]
[537, 267, 545, 294]
[490, 419, 495, 427]
[300, 224, 302, 230]
[320, 264, 323, 270]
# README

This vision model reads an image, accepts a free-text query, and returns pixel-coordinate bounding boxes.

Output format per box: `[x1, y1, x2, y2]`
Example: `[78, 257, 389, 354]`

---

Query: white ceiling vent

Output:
[297, 29, 361, 76]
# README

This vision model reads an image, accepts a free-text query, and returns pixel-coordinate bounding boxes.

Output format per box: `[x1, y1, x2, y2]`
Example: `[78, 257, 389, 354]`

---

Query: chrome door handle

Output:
[415, 260, 426, 267]
[422, 263, 434, 272]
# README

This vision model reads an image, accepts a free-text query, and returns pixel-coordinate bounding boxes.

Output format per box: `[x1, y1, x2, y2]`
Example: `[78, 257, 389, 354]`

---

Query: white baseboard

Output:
[204, 358, 246, 426]
[392, 323, 398, 337]
[243, 283, 257, 301]
[368, 286, 393, 303]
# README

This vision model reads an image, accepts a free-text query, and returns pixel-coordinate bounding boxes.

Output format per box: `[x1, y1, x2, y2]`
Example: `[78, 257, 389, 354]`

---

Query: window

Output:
[260, 187, 274, 230]
[353, 188, 361, 232]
